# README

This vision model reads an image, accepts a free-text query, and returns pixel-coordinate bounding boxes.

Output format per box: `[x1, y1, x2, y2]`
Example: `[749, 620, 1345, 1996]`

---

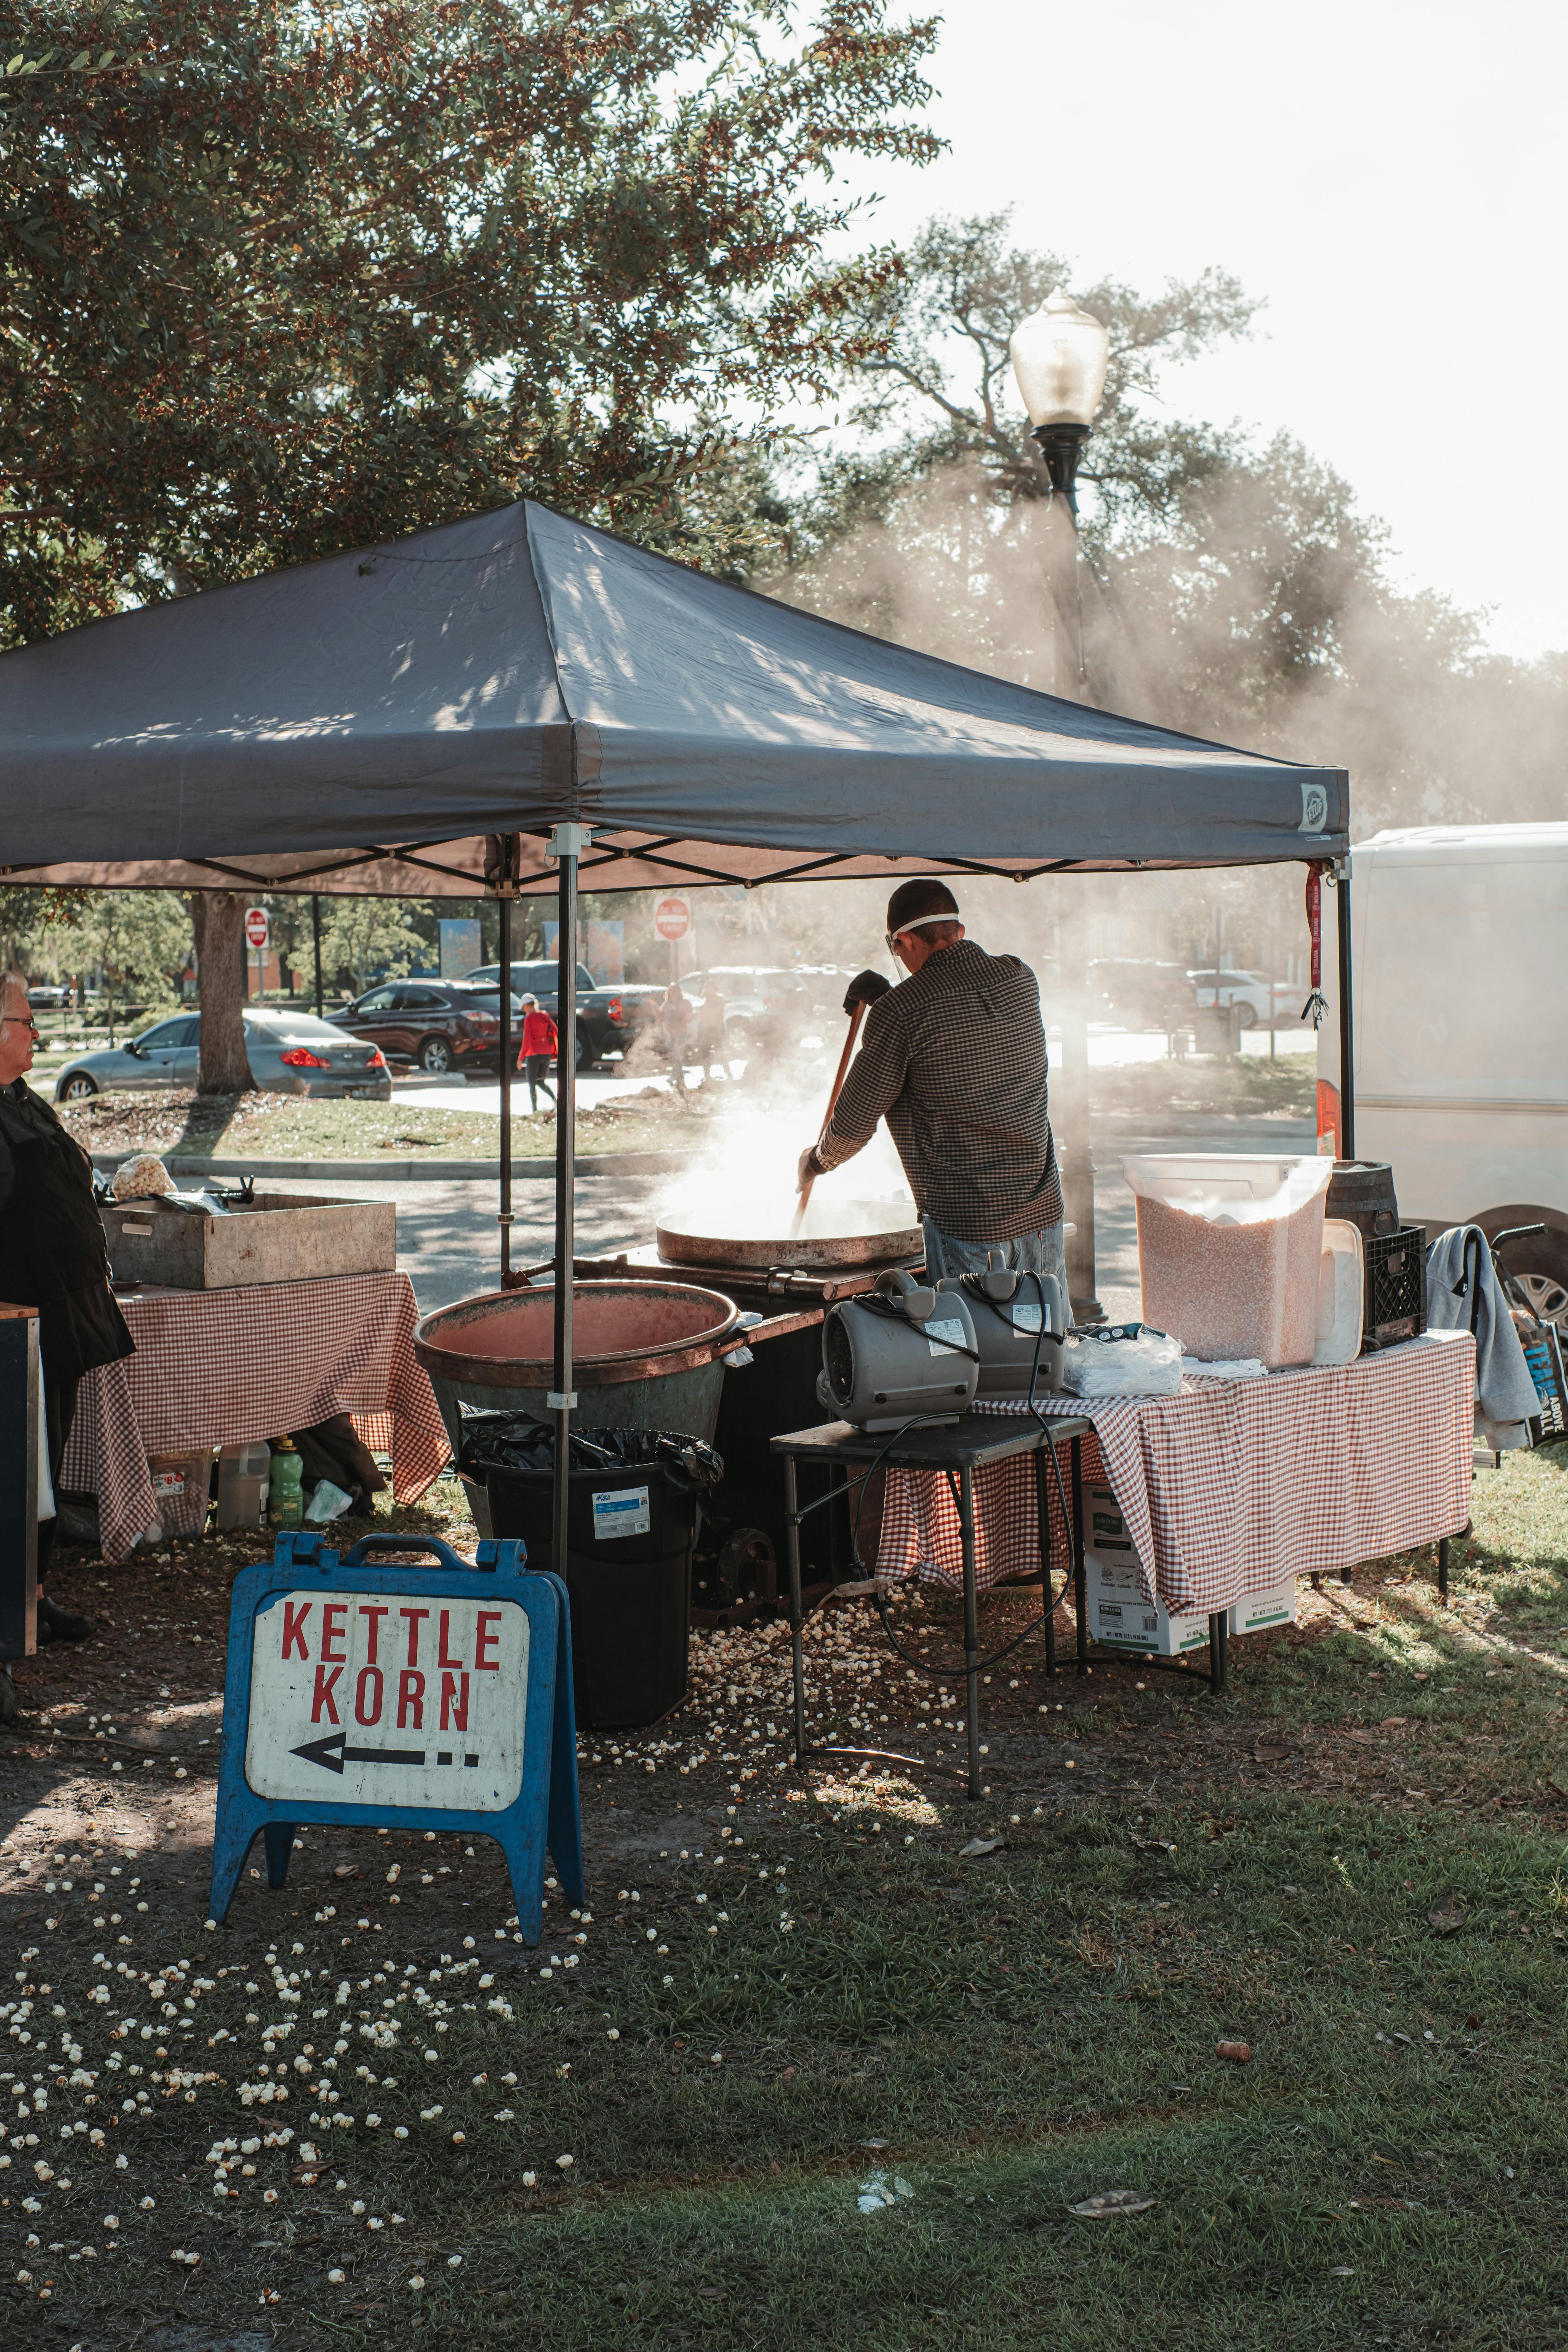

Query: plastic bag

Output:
[456, 1408, 723, 1491]
[110, 1152, 175, 1201]
[1060, 1324, 1183, 1398]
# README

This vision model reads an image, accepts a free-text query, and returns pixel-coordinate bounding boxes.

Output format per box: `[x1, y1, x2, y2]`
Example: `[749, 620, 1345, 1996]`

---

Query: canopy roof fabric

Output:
[0, 500, 1347, 894]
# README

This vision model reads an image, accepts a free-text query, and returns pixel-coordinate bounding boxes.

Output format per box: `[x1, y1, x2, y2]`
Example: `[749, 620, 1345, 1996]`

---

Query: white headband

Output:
[891, 910, 961, 942]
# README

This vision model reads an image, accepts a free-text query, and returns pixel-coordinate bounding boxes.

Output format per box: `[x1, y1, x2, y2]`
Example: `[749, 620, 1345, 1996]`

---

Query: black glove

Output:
[843, 969, 893, 1015]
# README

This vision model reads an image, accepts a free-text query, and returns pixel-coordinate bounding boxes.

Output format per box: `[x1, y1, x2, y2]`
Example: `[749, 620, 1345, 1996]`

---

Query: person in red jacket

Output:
[516, 995, 558, 1114]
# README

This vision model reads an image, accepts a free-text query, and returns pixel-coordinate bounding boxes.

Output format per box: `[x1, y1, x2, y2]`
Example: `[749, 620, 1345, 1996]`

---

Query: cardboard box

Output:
[1227, 1579, 1297, 1638]
[1082, 1485, 1211, 1657]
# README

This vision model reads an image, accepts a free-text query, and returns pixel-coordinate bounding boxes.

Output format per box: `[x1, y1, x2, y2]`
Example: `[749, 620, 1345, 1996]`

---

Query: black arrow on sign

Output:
[289, 1731, 427, 1774]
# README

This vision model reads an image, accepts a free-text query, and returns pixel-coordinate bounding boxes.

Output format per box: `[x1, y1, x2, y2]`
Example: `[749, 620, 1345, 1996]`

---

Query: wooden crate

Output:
[101, 1192, 397, 1290]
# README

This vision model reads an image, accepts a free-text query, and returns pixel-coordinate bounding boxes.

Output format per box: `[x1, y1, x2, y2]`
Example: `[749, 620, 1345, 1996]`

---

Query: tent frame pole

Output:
[548, 824, 588, 1578]
[1335, 861, 1356, 1159]
[311, 893, 323, 1019]
[498, 892, 513, 1281]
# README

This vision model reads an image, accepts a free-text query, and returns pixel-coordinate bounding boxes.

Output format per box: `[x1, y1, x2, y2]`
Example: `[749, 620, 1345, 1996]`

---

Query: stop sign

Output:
[653, 894, 691, 943]
[244, 906, 270, 950]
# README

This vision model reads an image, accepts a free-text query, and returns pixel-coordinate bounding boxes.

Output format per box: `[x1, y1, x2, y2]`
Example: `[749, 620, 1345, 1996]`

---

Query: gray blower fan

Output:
[939, 1259, 1069, 1401]
[818, 1257, 1070, 1430]
[817, 1270, 980, 1432]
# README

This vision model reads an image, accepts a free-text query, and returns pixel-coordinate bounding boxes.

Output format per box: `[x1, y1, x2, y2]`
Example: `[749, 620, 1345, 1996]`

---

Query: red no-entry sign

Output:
[653, 895, 691, 942]
[244, 906, 270, 950]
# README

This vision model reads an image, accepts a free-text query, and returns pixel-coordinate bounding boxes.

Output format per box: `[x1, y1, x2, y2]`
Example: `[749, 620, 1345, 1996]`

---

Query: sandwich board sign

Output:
[210, 1532, 583, 1938]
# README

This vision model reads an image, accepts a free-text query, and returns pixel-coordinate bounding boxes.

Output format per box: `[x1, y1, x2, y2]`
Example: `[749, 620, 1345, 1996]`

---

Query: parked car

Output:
[1186, 966, 1279, 1027]
[1088, 958, 1193, 1031]
[467, 959, 632, 1068]
[54, 1008, 391, 1101]
[1318, 821, 1568, 1326]
[327, 978, 522, 1074]
[26, 983, 72, 1011]
[599, 982, 672, 1057]
[679, 966, 816, 1053]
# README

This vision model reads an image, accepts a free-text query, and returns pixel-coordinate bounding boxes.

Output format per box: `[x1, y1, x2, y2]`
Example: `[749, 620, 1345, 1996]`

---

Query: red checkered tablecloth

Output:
[62, 1273, 451, 1562]
[876, 1330, 1476, 1616]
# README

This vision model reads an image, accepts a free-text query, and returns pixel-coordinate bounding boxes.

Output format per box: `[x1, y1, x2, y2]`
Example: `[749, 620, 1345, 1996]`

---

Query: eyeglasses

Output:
[0, 1017, 39, 1037]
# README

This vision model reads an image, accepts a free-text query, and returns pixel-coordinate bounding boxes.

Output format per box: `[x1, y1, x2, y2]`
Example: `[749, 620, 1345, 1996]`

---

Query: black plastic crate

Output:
[1363, 1225, 1427, 1350]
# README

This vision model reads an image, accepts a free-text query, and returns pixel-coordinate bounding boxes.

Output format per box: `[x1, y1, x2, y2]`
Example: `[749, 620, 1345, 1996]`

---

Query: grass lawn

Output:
[1093, 1044, 1316, 1124]
[54, 1085, 701, 1162]
[4, 1450, 1567, 2346]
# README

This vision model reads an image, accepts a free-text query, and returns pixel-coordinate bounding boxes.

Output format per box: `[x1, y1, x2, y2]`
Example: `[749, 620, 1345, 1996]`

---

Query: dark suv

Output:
[328, 980, 514, 1074]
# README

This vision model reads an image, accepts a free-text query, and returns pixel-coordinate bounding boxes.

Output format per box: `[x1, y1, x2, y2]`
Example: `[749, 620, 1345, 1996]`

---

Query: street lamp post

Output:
[1009, 288, 1111, 522]
[1010, 291, 1110, 1320]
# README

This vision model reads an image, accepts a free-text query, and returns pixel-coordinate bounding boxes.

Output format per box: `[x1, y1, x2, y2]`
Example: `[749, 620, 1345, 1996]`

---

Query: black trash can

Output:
[457, 1415, 722, 1729]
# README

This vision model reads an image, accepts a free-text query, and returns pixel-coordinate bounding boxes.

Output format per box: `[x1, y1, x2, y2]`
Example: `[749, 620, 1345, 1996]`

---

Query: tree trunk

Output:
[188, 893, 255, 1093]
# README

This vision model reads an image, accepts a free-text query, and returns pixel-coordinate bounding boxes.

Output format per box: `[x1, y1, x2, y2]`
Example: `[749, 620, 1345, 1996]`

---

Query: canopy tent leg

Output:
[311, 893, 323, 1019]
[498, 892, 513, 1282]
[549, 828, 584, 1580]
[1336, 866, 1356, 1160]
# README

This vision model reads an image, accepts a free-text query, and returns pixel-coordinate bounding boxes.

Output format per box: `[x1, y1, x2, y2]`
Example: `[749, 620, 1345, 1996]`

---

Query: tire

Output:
[58, 1073, 98, 1100]
[726, 1015, 755, 1053]
[1232, 1002, 1255, 1029]
[416, 1035, 454, 1074]
[1490, 1224, 1568, 1331]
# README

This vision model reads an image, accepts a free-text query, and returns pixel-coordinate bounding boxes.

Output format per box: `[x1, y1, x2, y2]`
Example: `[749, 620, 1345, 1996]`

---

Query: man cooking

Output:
[0, 970, 134, 1646]
[797, 879, 1064, 1286]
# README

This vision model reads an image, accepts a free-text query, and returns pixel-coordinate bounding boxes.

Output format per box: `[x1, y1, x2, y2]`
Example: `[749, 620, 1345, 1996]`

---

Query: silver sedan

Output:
[53, 1008, 392, 1102]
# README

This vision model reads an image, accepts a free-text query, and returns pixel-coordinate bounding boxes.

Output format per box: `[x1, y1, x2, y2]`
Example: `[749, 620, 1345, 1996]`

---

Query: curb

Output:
[88, 1150, 686, 1183]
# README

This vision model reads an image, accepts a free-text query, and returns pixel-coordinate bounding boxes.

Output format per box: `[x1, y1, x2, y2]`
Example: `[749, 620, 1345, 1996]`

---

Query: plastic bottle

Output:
[269, 1436, 304, 1530]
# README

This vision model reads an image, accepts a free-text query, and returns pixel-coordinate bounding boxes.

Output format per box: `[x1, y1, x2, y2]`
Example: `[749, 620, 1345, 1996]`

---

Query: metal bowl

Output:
[655, 1202, 923, 1273]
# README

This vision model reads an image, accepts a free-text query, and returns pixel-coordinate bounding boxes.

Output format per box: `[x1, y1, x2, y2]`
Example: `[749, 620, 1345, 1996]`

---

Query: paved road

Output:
[256, 1167, 666, 1311]
[256, 1107, 1314, 1319]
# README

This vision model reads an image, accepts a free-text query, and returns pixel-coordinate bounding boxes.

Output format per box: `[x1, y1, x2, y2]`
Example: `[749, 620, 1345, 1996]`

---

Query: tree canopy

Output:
[0, 0, 939, 642]
[763, 210, 1568, 838]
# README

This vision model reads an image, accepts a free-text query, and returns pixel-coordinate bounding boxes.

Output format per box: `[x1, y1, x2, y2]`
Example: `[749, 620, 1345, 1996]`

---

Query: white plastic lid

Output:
[1120, 1152, 1335, 1227]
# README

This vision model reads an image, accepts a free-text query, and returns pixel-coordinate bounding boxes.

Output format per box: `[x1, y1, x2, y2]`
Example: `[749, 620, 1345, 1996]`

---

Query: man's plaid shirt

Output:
[815, 940, 1062, 1242]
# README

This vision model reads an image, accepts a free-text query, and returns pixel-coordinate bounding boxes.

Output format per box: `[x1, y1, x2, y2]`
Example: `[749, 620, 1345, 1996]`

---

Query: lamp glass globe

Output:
[1009, 293, 1110, 428]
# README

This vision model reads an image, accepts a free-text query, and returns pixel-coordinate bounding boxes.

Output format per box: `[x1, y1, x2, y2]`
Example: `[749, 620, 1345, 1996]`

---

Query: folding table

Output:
[771, 1411, 1236, 1802]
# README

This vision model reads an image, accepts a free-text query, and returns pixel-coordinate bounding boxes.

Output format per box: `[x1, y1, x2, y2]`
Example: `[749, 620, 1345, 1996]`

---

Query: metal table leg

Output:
[1037, 1446, 1056, 1679]
[1208, 1611, 1229, 1694]
[960, 1464, 982, 1800]
[1438, 1536, 1449, 1601]
[786, 1455, 807, 1767]
[1071, 1433, 1088, 1673]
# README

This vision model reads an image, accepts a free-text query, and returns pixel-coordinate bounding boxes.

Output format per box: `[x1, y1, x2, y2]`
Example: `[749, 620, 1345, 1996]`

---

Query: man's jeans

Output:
[921, 1218, 1067, 1290]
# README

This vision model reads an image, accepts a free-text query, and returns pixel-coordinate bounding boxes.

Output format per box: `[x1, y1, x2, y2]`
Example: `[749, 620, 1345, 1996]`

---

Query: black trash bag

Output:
[457, 1409, 722, 1492]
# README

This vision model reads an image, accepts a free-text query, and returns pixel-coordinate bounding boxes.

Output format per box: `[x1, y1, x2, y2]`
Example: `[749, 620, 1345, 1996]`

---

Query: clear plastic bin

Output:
[1122, 1154, 1335, 1368]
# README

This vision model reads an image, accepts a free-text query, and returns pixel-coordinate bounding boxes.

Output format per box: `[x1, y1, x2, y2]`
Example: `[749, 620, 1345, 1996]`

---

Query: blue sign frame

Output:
[210, 1532, 584, 1940]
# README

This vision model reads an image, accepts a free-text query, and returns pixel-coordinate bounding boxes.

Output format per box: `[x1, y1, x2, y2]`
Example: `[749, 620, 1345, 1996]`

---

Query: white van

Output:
[1318, 823, 1568, 1325]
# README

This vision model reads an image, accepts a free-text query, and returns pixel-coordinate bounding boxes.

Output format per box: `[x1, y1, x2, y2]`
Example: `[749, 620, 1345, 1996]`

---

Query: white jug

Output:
[1311, 1219, 1364, 1366]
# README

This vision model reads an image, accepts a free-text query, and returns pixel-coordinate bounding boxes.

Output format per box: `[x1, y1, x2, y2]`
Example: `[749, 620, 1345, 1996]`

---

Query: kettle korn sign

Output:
[210, 1533, 583, 1937]
[245, 1587, 527, 1809]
